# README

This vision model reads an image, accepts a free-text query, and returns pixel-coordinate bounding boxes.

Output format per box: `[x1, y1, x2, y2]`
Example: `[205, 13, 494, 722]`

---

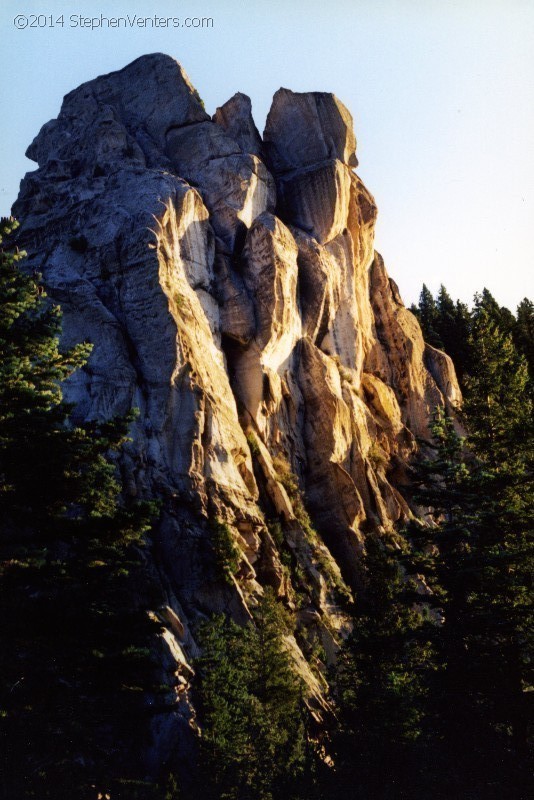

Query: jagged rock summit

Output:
[12, 53, 461, 771]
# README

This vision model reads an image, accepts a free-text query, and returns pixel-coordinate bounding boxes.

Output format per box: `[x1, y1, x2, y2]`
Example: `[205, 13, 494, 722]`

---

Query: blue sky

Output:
[1, 0, 532, 310]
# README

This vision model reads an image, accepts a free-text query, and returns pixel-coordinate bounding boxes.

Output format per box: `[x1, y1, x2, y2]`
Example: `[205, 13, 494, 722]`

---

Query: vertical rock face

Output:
[213, 92, 265, 159]
[12, 53, 461, 771]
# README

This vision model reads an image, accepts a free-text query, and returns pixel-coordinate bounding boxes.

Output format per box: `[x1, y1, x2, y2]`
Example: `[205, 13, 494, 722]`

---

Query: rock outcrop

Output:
[12, 53, 461, 774]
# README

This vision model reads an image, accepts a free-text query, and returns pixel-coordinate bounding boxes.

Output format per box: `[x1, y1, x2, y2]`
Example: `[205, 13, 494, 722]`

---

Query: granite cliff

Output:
[12, 53, 461, 772]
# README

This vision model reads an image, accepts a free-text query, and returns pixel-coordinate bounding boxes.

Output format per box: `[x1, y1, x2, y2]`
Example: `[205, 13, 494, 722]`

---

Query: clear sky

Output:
[1, 0, 532, 310]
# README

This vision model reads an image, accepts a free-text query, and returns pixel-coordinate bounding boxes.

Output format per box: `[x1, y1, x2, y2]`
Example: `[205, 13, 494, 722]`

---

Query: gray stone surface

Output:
[12, 53, 462, 774]
[213, 92, 264, 158]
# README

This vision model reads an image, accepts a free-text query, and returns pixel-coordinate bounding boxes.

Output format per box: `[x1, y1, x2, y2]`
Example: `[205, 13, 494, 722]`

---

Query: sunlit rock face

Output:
[12, 53, 461, 772]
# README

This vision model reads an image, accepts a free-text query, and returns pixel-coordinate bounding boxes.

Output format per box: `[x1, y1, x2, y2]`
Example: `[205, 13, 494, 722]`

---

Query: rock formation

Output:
[11, 53, 461, 773]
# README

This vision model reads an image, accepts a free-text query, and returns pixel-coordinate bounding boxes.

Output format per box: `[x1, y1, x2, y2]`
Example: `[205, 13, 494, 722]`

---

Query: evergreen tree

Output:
[449, 298, 472, 382]
[435, 286, 472, 382]
[332, 533, 436, 799]
[462, 301, 533, 759]
[473, 287, 517, 338]
[412, 284, 443, 348]
[408, 406, 533, 798]
[195, 590, 307, 800]
[464, 300, 531, 471]
[435, 284, 453, 313]
[195, 614, 259, 799]
[348, 282, 532, 796]
[476, 287, 502, 321]
[413, 283, 471, 382]
[412, 282, 533, 393]
[515, 298, 534, 383]
[0, 219, 161, 799]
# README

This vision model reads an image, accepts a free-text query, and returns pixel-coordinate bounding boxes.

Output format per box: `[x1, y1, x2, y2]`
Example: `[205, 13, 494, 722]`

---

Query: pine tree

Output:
[434, 286, 472, 383]
[408, 406, 533, 797]
[476, 287, 502, 320]
[462, 300, 533, 759]
[249, 591, 307, 799]
[413, 284, 443, 348]
[515, 298, 534, 385]
[195, 614, 258, 799]
[449, 298, 472, 383]
[413, 283, 471, 383]
[0, 219, 161, 799]
[436, 284, 453, 313]
[436, 284, 456, 340]
[333, 532, 437, 799]
[464, 300, 531, 471]
[411, 283, 533, 392]
[472, 287, 519, 342]
[195, 591, 307, 800]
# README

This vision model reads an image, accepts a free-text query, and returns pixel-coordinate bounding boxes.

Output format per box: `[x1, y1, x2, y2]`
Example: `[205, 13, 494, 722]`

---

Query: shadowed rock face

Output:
[12, 52, 461, 771]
